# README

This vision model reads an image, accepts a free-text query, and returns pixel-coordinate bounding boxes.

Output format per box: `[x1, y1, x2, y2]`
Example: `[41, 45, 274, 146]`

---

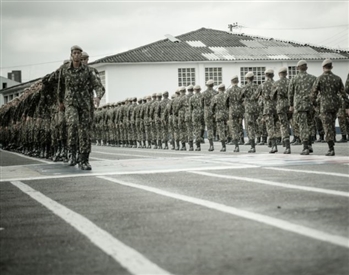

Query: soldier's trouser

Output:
[264, 113, 277, 139]
[278, 112, 290, 140]
[151, 121, 157, 141]
[216, 120, 226, 142]
[205, 116, 215, 140]
[156, 122, 162, 140]
[291, 115, 300, 137]
[145, 123, 152, 141]
[245, 113, 257, 140]
[314, 114, 324, 136]
[178, 112, 187, 143]
[320, 112, 337, 142]
[65, 105, 91, 154]
[338, 111, 348, 135]
[173, 116, 179, 141]
[186, 120, 193, 142]
[295, 111, 312, 142]
[161, 123, 169, 142]
[192, 116, 204, 143]
[230, 116, 242, 141]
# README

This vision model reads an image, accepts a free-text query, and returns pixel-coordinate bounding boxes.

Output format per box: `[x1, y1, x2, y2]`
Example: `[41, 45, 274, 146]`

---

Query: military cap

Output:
[157, 92, 162, 97]
[278, 67, 287, 73]
[171, 94, 176, 99]
[265, 69, 274, 74]
[163, 91, 169, 96]
[179, 86, 186, 91]
[138, 98, 143, 102]
[71, 45, 83, 52]
[133, 97, 137, 101]
[231, 75, 238, 80]
[297, 60, 307, 67]
[206, 79, 214, 85]
[143, 96, 147, 100]
[322, 59, 332, 67]
[187, 85, 194, 90]
[194, 85, 201, 90]
[81, 51, 89, 58]
[147, 95, 152, 99]
[245, 72, 254, 78]
[175, 89, 180, 94]
[152, 92, 157, 97]
[218, 83, 225, 89]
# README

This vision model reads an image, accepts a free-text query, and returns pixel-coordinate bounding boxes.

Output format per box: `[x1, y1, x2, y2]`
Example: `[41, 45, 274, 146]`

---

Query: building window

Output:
[9, 94, 13, 101]
[240, 67, 266, 86]
[288, 66, 298, 80]
[178, 68, 195, 87]
[4, 96, 8, 104]
[2, 83, 7, 89]
[205, 67, 222, 86]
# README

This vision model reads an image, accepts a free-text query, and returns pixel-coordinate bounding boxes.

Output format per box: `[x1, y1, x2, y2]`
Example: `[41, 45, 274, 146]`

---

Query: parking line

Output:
[189, 171, 349, 198]
[264, 167, 349, 178]
[99, 176, 349, 249]
[10, 181, 172, 275]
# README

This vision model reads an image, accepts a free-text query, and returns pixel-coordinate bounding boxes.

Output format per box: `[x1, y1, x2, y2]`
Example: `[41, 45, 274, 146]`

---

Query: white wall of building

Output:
[93, 59, 349, 104]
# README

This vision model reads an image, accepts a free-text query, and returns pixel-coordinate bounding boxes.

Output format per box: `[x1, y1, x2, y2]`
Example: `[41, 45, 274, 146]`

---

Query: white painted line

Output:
[264, 167, 349, 178]
[0, 165, 252, 182]
[0, 149, 51, 164]
[99, 176, 349, 249]
[93, 151, 152, 158]
[189, 171, 349, 198]
[10, 181, 172, 275]
[94, 147, 201, 156]
[0, 228, 4, 231]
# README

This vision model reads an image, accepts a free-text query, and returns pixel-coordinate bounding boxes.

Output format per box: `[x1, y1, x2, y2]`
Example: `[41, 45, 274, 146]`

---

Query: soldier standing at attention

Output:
[241, 72, 259, 153]
[189, 85, 205, 151]
[52, 45, 104, 170]
[312, 59, 349, 156]
[226, 75, 243, 152]
[154, 93, 163, 149]
[185, 85, 195, 151]
[289, 60, 316, 155]
[202, 79, 218, 151]
[211, 83, 228, 152]
[272, 67, 291, 154]
[177, 86, 188, 151]
[159, 91, 170, 149]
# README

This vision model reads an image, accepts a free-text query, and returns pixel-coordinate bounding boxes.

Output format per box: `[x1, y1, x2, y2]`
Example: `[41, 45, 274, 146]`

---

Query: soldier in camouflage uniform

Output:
[202, 79, 218, 151]
[133, 98, 143, 148]
[159, 91, 170, 149]
[271, 67, 291, 154]
[177, 86, 188, 150]
[143, 95, 153, 148]
[211, 83, 228, 152]
[189, 85, 205, 151]
[153, 93, 163, 149]
[49, 45, 104, 170]
[226, 76, 244, 152]
[312, 59, 349, 156]
[289, 60, 316, 155]
[241, 72, 259, 153]
[185, 85, 194, 151]
[163, 94, 176, 149]
[171, 90, 181, 150]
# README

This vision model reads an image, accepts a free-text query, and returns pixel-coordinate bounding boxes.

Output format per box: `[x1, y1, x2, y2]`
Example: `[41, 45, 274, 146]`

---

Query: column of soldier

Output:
[1, 58, 348, 160]
[92, 59, 349, 156]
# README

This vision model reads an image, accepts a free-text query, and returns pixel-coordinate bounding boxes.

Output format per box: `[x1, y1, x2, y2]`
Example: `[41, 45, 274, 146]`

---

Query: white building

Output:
[90, 27, 349, 104]
[0, 76, 21, 105]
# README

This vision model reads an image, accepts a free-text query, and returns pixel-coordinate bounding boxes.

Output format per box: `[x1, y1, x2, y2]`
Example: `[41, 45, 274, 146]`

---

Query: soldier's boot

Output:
[268, 138, 272, 148]
[244, 139, 251, 145]
[189, 141, 194, 151]
[248, 139, 256, 153]
[269, 138, 278, 154]
[308, 135, 314, 153]
[158, 140, 163, 149]
[68, 147, 77, 166]
[80, 153, 92, 170]
[175, 140, 180, 151]
[300, 141, 310, 155]
[283, 138, 291, 154]
[153, 140, 158, 149]
[338, 135, 347, 143]
[325, 140, 335, 156]
[171, 140, 175, 150]
[133, 140, 137, 148]
[233, 139, 239, 152]
[180, 142, 186, 151]
[164, 141, 169, 150]
[220, 141, 226, 152]
[147, 140, 152, 149]
[208, 139, 214, 151]
[195, 141, 201, 151]
[256, 137, 261, 145]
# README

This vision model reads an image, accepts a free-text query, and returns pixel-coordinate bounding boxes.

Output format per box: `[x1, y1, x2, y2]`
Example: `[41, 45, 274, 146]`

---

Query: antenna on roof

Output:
[165, 34, 181, 43]
[228, 22, 240, 33]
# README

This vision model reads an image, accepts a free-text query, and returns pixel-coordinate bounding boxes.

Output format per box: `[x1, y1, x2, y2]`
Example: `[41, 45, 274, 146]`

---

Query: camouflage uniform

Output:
[211, 87, 228, 151]
[202, 83, 218, 150]
[337, 73, 349, 142]
[159, 92, 170, 149]
[189, 88, 205, 151]
[185, 89, 194, 150]
[172, 92, 181, 150]
[177, 89, 188, 150]
[153, 94, 163, 149]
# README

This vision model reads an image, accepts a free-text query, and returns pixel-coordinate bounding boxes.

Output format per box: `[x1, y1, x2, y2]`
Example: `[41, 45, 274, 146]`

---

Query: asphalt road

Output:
[1, 138, 349, 275]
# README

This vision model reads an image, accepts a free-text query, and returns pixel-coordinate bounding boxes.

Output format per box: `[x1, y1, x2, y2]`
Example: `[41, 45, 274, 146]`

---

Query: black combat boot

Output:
[175, 140, 180, 150]
[300, 141, 309, 155]
[233, 139, 239, 152]
[164, 141, 169, 150]
[147, 140, 152, 149]
[195, 141, 201, 151]
[268, 138, 272, 148]
[68, 146, 77, 166]
[208, 139, 214, 151]
[220, 141, 226, 152]
[80, 153, 92, 170]
[284, 138, 291, 154]
[269, 138, 278, 154]
[325, 140, 335, 156]
[158, 140, 163, 149]
[189, 141, 194, 151]
[248, 139, 256, 153]
[180, 142, 186, 151]
[171, 140, 175, 150]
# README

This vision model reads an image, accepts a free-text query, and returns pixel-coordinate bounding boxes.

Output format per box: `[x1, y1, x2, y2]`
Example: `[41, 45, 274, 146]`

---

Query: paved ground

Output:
[1, 139, 348, 275]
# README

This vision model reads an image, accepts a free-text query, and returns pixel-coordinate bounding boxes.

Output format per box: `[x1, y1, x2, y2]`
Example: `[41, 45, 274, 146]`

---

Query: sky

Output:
[1, 0, 348, 83]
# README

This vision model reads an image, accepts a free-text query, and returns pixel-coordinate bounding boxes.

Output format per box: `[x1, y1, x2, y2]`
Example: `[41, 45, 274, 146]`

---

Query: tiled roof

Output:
[91, 28, 349, 64]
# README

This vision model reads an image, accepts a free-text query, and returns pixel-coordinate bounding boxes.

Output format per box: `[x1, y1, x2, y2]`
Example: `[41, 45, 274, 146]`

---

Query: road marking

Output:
[10, 181, 172, 275]
[0, 149, 51, 164]
[0, 165, 252, 182]
[99, 176, 349, 249]
[188, 171, 349, 198]
[264, 167, 349, 178]
[93, 151, 152, 158]
[0, 228, 4, 231]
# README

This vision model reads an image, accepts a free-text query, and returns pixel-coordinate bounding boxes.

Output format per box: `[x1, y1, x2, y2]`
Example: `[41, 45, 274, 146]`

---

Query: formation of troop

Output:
[92, 59, 349, 156]
[0, 45, 105, 170]
[1, 57, 349, 168]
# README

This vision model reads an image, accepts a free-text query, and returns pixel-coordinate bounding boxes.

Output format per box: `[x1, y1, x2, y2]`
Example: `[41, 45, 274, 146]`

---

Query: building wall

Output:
[0, 76, 21, 106]
[94, 59, 349, 104]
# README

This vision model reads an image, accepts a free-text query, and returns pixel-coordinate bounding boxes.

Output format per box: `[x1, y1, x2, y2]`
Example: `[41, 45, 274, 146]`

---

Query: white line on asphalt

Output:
[94, 147, 201, 156]
[0, 165, 253, 182]
[98, 176, 349, 249]
[0, 149, 51, 164]
[188, 171, 349, 198]
[10, 181, 172, 275]
[0, 228, 4, 230]
[93, 151, 152, 158]
[264, 167, 349, 178]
